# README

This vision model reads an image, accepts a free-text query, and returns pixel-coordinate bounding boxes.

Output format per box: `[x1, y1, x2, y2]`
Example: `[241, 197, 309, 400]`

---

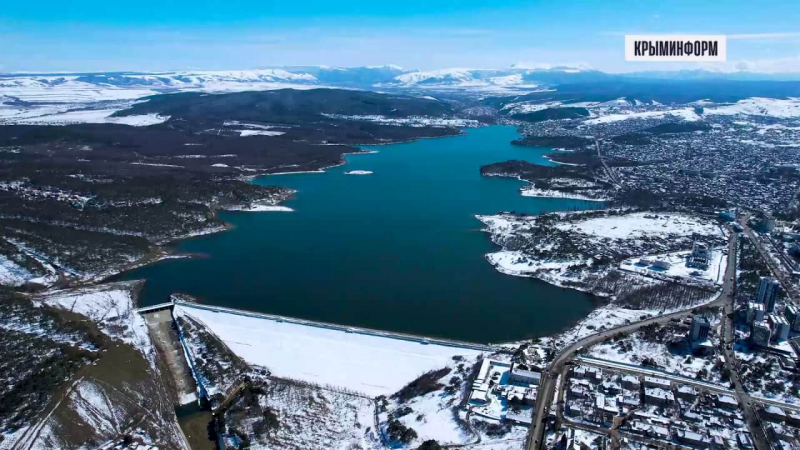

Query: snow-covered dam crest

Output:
[173, 301, 487, 397]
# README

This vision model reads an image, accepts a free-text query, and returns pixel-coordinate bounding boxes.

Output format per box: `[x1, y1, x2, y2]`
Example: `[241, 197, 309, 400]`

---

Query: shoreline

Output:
[61, 129, 464, 290]
[484, 172, 611, 203]
[520, 185, 609, 202]
[43, 124, 613, 349]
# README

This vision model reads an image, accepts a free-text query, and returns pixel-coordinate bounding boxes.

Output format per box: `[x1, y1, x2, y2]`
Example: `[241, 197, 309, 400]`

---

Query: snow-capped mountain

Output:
[0, 66, 612, 101]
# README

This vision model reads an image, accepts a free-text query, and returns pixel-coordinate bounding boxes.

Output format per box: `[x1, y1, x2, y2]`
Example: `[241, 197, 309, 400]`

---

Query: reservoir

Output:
[122, 125, 599, 343]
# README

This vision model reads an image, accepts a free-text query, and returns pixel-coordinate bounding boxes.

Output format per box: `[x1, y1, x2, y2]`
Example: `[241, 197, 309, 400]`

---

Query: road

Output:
[721, 219, 772, 450]
[526, 230, 738, 450]
[595, 139, 620, 187]
[574, 356, 735, 395]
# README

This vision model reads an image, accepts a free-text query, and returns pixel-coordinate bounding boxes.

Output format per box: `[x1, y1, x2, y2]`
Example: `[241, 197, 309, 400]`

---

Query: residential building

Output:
[715, 394, 739, 410]
[644, 388, 674, 406]
[784, 304, 800, 332]
[689, 315, 711, 341]
[768, 314, 790, 342]
[676, 385, 697, 401]
[757, 217, 776, 232]
[761, 405, 787, 423]
[621, 375, 640, 391]
[643, 376, 671, 390]
[736, 432, 754, 449]
[750, 320, 772, 347]
[756, 277, 780, 312]
[676, 429, 711, 447]
[768, 423, 794, 442]
[746, 302, 765, 324]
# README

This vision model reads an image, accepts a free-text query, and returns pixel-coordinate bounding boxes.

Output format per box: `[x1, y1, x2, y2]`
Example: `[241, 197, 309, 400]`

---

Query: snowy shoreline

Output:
[520, 185, 609, 202]
[476, 210, 726, 305]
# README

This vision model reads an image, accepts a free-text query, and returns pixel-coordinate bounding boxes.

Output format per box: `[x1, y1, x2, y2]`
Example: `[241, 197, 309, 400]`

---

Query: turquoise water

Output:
[122, 126, 599, 343]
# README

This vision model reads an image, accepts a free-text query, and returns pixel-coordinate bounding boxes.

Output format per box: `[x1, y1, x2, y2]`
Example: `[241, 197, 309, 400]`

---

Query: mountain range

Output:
[4, 66, 800, 94]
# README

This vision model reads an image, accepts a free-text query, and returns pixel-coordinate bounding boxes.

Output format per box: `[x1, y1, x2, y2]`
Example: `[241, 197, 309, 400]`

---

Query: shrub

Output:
[393, 368, 451, 403]
[386, 419, 417, 444]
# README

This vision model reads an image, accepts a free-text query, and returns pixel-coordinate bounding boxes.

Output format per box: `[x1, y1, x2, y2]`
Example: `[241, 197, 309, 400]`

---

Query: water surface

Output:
[123, 126, 599, 342]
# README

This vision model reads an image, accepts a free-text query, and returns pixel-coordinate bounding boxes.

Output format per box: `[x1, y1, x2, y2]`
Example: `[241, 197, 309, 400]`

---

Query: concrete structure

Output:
[756, 276, 780, 312]
[715, 394, 739, 410]
[505, 411, 532, 426]
[768, 314, 791, 342]
[737, 432, 754, 449]
[621, 375, 640, 391]
[746, 302, 765, 324]
[643, 376, 671, 390]
[469, 359, 511, 405]
[573, 366, 602, 383]
[758, 217, 776, 232]
[643, 387, 674, 406]
[652, 259, 671, 270]
[509, 364, 542, 385]
[689, 315, 711, 341]
[688, 241, 711, 269]
[676, 429, 711, 447]
[784, 304, 800, 332]
[750, 320, 772, 347]
[761, 405, 787, 423]
[767, 423, 794, 442]
[676, 385, 697, 401]
[719, 210, 736, 222]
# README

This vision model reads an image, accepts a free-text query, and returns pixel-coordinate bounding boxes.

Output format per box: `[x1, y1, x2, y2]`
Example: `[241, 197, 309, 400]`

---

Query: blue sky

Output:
[1, 0, 799, 73]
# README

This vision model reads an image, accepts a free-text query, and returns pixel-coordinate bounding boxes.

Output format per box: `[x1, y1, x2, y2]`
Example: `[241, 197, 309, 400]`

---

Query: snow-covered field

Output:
[0, 255, 32, 286]
[619, 247, 727, 286]
[238, 129, 285, 137]
[9, 108, 169, 126]
[477, 210, 729, 331]
[586, 319, 725, 384]
[484, 250, 589, 291]
[703, 97, 800, 118]
[583, 108, 701, 125]
[554, 212, 721, 242]
[227, 204, 294, 212]
[35, 282, 156, 365]
[173, 303, 485, 397]
[234, 380, 378, 450]
[321, 113, 479, 128]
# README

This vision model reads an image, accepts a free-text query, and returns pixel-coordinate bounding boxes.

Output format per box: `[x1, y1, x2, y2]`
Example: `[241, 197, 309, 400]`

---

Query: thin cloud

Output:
[727, 32, 800, 40]
[602, 31, 800, 40]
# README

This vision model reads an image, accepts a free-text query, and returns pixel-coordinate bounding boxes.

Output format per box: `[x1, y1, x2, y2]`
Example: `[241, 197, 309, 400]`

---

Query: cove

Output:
[121, 125, 600, 343]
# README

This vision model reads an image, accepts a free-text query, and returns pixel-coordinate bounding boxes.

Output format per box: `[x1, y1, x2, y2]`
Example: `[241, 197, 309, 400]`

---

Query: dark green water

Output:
[123, 126, 599, 343]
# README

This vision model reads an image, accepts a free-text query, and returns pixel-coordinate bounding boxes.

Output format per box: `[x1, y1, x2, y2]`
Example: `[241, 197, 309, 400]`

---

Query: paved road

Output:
[526, 230, 738, 449]
[595, 139, 619, 187]
[722, 218, 772, 450]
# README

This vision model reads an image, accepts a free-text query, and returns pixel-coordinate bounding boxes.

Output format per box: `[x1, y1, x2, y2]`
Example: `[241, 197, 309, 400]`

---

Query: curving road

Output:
[526, 230, 738, 449]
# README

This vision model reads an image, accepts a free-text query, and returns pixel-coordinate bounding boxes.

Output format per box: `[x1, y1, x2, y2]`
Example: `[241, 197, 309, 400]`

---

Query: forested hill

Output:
[116, 88, 454, 125]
